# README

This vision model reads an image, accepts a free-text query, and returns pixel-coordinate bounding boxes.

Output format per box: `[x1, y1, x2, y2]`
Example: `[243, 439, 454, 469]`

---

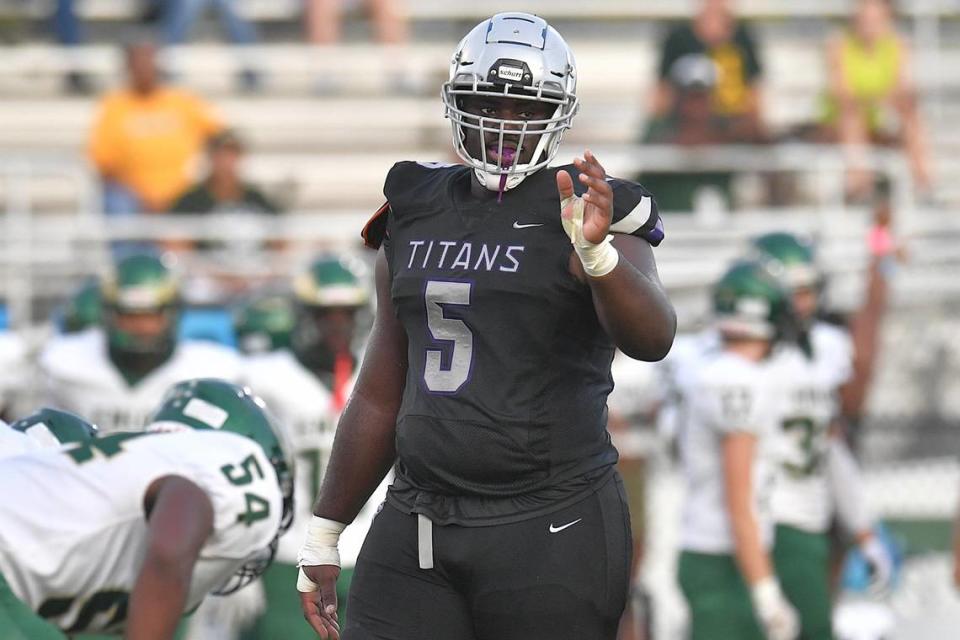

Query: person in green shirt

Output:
[650, 0, 765, 126]
[640, 55, 764, 212]
[170, 129, 279, 219]
[169, 130, 285, 306]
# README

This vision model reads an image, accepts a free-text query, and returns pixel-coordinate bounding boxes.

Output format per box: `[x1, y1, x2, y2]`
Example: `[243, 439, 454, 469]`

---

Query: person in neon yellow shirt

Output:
[822, 0, 931, 197]
[88, 40, 223, 215]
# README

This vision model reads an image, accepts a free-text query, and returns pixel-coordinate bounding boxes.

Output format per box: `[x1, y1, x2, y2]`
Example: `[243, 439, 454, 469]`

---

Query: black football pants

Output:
[342, 473, 632, 640]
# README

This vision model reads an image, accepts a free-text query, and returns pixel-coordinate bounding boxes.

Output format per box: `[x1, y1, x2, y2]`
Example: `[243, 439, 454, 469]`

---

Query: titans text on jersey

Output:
[363, 160, 663, 526]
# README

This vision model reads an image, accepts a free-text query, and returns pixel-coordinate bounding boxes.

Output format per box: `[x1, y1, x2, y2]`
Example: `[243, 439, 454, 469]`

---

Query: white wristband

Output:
[297, 516, 346, 569]
[750, 576, 783, 614]
[560, 195, 620, 278]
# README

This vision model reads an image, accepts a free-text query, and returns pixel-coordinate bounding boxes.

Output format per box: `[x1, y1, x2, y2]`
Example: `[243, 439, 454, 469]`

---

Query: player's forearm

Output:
[313, 388, 398, 523]
[841, 257, 888, 419]
[729, 506, 774, 586]
[313, 247, 406, 524]
[722, 435, 772, 586]
[128, 477, 213, 640]
[726, 472, 773, 586]
[125, 557, 192, 640]
[589, 248, 676, 361]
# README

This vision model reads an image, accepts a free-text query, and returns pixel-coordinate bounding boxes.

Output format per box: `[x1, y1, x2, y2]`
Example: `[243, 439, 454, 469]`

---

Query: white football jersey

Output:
[39, 328, 242, 433]
[241, 349, 380, 568]
[677, 349, 781, 554]
[608, 354, 663, 458]
[654, 330, 722, 444]
[769, 321, 853, 533]
[608, 354, 663, 423]
[0, 429, 281, 635]
[0, 420, 43, 459]
[0, 330, 28, 417]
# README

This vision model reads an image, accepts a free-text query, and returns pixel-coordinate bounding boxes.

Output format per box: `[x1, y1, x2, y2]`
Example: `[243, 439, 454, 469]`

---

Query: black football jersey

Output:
[366, 161, 663, 525]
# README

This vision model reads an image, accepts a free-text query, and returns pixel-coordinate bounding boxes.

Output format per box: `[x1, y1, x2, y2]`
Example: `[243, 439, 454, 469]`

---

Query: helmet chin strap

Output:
[474, 169, 528, 198]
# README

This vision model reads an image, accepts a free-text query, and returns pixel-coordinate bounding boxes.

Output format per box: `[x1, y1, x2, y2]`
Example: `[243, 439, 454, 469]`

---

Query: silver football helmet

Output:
[442, 12, 579, 192]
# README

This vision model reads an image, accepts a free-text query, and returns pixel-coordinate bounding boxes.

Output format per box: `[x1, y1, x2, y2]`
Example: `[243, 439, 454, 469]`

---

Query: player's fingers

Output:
[584, 149, 606, 178]
[300, 592, 337, 638]
[579, 173, 612, 209]
[580, 175, 613, 229]
[572, 155, 598, 182]
[575, 149, 606, 181]
[320, 578, 339, 624]
[556, 169, 575, 200]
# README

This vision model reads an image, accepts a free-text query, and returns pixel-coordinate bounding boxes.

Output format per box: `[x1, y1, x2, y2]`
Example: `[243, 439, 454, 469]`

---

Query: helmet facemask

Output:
[712, 260, 794, 345]
[102, 254, 180, 380]
[291, 255, 370, 379]
[213, 538, 278, 596]
[443, 79, 577, 192]
[441, 13, 579, 193]
[748, 232, 824, 330]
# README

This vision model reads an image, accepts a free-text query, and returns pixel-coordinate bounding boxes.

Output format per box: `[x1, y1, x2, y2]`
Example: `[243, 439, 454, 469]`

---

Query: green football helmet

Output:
[148, 378, 295, 594]
[60, 279, 102, 333]
[291, 254, 371, 377]
[712, 260, 793, 341]
[749, 232, 822, 290]
[293, 255, 370, 308]
[234, 292, 296, 355]
[10, 408, 98, 448]
[102, 253, 180, 379]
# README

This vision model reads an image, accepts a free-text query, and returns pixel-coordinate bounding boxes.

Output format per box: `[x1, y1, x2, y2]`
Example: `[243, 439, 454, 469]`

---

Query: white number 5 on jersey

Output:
[423, 280, 473, 393]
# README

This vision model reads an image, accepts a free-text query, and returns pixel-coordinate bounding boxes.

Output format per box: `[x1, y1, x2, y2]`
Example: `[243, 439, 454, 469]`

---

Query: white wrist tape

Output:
[297, 568, 320, 593]
[297, 516, 345, 568]
[750, 576, 783, 615]
[560, 195, 619, 278]
[296, 517, 346, 593]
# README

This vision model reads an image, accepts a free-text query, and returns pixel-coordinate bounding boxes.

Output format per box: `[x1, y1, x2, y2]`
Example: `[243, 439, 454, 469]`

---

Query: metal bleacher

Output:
[1, 3, 959, 334]
[5, 0, 959, 21]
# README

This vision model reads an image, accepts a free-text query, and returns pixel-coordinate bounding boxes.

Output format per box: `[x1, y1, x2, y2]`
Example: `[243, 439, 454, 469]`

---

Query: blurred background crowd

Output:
[0, 1, 959, 638]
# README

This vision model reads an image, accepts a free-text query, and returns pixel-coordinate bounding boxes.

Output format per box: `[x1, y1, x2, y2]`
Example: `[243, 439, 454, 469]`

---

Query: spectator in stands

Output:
[161, 0, 263, 92]
[170, 129, 279, 218]
[304, 0, 411, 93]
[638, 55, 764, 212]
[88, 39, 223, 217]
[819, 0, 932, 198]
[52, 0, 93, 94]
[305, 0, 406, 46]
[649, 0, 765, 135]
[168, 130, 283, 289]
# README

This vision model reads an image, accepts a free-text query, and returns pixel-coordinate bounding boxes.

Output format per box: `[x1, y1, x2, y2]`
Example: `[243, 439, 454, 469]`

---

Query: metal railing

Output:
[0, 143, 931, 329]
[0, 157, 99, 329]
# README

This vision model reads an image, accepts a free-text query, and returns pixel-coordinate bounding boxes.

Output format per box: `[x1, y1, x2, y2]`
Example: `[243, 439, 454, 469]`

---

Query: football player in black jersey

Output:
[297, 12, 676, 640]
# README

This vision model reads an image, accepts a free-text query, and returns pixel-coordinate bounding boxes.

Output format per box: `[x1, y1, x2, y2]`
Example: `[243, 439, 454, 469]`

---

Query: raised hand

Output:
[556, 149, 614, 245]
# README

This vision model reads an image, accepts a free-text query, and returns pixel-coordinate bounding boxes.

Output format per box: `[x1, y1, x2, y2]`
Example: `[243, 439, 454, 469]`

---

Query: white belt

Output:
[417, 513, 434, 570]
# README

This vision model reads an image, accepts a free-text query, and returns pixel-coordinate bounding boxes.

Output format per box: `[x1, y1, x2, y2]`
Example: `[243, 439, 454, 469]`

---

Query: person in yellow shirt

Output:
[649, 0, 766, 136]
[821, 0, 931, 197]
[88, 40, 223, 216]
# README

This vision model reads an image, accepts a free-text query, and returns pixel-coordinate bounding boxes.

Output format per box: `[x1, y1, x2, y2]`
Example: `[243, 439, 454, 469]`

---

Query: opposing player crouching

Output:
[0, 379, 294, 639]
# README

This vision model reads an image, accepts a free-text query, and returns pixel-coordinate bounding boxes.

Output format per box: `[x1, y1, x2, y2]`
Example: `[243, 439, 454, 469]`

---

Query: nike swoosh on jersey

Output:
[548, 518, 583, 533]
[513, 222, 544, 229]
